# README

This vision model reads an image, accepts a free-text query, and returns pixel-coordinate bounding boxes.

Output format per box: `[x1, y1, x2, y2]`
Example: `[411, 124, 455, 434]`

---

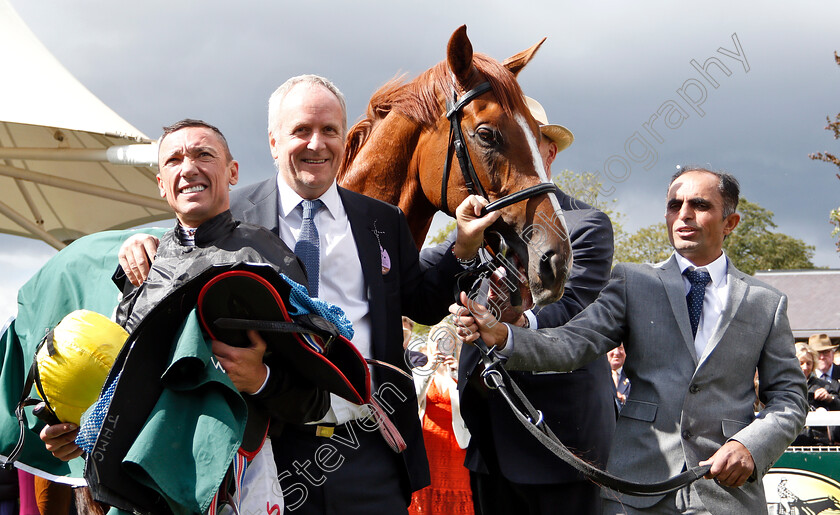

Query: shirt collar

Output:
[175, 210, 236, 246]
[276, 176, 340, 220]
[674, 250, 729, 287]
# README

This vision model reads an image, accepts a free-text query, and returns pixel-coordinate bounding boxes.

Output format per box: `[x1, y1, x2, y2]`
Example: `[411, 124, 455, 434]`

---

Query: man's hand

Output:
[40, 422, 82, 461]
[118, 234, 160, 287]
[212, 330, 269, 394]
[487, 266, 533, 324]
[450, 291, 509, 349]
[452, 195, 501, 261]
[813, 387, 835, 402]
[699, 440, 755, 488]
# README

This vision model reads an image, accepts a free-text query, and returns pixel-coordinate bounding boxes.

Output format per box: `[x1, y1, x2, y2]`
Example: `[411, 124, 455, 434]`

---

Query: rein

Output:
[440, 82, 556, 217]
[455, 266, 711, 497]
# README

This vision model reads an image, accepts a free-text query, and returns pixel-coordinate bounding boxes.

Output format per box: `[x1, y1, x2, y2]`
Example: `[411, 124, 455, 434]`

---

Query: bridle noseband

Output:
[440, 81, 557, 217]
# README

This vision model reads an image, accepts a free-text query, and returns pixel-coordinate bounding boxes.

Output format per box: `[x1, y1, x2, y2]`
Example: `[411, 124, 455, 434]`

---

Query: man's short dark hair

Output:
[159, 119, 233, 161]
[670, 166, 740, 218]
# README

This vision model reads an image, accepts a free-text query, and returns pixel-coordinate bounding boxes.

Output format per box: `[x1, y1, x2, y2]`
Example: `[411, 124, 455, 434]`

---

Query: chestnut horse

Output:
[338, 26, 570, 306]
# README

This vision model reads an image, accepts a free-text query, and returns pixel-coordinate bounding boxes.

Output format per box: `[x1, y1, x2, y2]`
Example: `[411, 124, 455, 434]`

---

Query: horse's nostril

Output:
[538, 250, 567, 285]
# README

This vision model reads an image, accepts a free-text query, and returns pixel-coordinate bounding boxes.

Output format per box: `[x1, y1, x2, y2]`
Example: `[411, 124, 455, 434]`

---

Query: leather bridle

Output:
[440, 81, 556, 217]
[444, 81, 711, 496]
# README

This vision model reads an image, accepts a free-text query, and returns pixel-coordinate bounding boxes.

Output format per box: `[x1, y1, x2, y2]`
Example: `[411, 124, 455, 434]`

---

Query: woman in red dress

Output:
[409, 320, 473, 515]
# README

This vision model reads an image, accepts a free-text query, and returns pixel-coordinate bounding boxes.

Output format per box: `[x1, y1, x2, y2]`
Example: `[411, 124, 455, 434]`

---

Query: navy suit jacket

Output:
[421, 186, 616, 484]
[230, 178, 463, 497]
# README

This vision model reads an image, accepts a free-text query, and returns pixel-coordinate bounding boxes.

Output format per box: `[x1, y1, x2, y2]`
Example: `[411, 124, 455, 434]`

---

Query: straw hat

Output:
[808, 333, 837, 352]
[524, 96, 574, 153]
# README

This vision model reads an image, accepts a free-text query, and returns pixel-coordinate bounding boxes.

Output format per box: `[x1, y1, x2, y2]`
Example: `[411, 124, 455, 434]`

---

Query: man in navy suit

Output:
[116, 75, 498, 514]
[421, 97, 615, 514]
[233, 74, 502, 514]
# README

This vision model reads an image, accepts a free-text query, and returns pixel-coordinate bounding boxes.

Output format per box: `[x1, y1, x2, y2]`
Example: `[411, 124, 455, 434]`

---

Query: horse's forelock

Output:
[471, 53, 528, 118]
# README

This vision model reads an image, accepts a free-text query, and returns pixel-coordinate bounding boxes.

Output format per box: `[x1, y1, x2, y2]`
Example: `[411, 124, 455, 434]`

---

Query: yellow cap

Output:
[36, 310, 127, 424]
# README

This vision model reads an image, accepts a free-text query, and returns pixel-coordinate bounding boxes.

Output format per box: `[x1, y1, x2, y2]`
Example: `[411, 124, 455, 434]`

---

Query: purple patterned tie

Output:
[295, 199, 324, 297]
[685, 269, 711, 337]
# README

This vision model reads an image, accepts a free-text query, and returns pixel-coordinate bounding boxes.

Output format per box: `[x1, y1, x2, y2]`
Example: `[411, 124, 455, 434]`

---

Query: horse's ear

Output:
[503, 37, 546, 77]
[447, 25, 474, 87]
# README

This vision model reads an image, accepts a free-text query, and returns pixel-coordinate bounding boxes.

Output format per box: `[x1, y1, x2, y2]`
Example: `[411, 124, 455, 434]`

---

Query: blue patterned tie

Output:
[295, 199, 324, 297]
[685, 268, 711, 338]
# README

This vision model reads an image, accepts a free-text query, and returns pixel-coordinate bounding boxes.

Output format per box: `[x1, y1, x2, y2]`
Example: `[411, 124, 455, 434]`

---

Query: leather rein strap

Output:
[473, 337, 710, 496]
[457, 274, 711, 497]
[441, 82, 492, 207]
[440, 82, 557, 218]
[2, 330, 61, 468]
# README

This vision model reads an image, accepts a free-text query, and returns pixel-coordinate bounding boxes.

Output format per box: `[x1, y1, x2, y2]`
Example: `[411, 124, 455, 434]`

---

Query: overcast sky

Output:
[2, 0, 839, 322]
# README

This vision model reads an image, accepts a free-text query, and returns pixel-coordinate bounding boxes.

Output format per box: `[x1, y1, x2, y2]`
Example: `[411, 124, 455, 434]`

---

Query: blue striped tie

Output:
[684, 268, 711, 337]
[295, 199, 324, 297]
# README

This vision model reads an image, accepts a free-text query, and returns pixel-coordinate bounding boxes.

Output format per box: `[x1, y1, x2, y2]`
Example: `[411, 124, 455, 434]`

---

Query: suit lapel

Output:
[658, 255, 699, 364]
[242, 179, 280, 235]
[338, 187, 387, 360]
[697, 263, 747, 367]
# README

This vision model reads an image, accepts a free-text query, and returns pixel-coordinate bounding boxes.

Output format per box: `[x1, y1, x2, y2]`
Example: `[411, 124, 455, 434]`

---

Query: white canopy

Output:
[0, 0, 168, 248]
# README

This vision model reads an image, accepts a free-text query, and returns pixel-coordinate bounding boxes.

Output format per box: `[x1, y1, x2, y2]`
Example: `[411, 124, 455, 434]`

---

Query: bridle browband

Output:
[440, 81, 556, 217]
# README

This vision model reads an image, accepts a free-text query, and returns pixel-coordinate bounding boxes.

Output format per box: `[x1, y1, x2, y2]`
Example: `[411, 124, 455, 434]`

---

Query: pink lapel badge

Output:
[380, 245, 391, 275]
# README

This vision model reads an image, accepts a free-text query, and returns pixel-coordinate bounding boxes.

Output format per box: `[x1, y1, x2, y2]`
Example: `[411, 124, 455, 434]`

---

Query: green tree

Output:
[616, 199, 816, 275]
[552, 169, 627, 250]
[426, 220, 456, 245]
[723, 199, 815, 275]
[615, 222, 670, 264]
[808, 51, 840, 252]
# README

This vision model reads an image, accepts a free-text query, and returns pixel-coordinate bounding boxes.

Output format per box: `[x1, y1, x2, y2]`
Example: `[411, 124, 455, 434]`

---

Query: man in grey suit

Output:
[453, 167, 807, 514]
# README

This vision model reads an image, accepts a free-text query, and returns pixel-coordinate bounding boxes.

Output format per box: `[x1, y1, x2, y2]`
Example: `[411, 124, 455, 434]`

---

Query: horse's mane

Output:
[339, 53, 528, 178]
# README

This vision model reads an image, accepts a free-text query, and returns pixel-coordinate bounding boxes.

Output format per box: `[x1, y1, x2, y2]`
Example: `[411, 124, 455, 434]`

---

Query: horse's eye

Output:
[475, 127, 500, 147]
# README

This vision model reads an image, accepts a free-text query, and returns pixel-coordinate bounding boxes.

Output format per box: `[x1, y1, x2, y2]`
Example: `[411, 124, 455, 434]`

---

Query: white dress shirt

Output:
[277, 177, 372, 424]
[675, 251, 730, 361]
[817, 365, 836, 381]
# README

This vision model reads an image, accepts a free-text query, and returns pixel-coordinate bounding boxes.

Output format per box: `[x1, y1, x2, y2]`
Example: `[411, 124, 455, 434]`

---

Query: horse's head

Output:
[429, 26, 571, 306]
[339, 25, 571, 306]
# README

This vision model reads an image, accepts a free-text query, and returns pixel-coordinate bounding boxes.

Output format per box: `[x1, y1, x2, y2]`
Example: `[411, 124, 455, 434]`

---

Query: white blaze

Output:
[517, 114, 567, 232]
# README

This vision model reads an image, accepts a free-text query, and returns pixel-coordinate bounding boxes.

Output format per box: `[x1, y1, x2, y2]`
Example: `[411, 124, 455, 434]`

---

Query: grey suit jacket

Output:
[506, 255, 807, 513]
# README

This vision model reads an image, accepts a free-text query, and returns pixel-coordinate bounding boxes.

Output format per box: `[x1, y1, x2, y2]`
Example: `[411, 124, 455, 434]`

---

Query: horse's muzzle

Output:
[534, 250, 568, 305]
